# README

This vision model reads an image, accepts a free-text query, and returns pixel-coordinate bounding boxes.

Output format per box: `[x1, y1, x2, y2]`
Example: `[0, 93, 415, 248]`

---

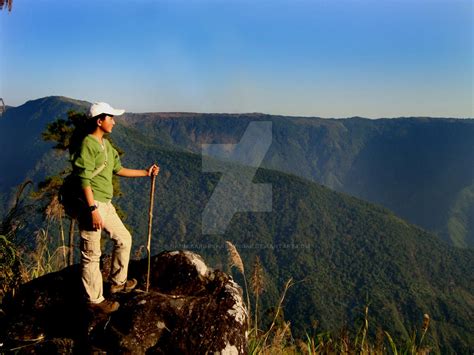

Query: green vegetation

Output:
[110, 123, 474, 353]
[1, 97, 473, 352]
[124, 112, 474, 248]
[227, 241, 434, 354]
[447, 183, 474, 248]
[2, 97, 474, 246]
[0, 181, 32, 300]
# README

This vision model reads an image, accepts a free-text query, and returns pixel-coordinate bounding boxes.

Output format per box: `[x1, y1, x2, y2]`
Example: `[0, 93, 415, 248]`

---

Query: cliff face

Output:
[0, 251, 248, 354]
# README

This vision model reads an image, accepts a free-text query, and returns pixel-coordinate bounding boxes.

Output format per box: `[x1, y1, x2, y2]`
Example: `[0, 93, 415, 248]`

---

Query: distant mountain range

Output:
[1, 96, 473, 352]
[3, 96, 472, 247]
[121, 110, 474, 249]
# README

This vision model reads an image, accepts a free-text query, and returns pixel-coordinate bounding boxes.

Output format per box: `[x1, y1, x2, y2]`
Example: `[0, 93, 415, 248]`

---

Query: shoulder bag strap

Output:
[90, 140, 109, 179]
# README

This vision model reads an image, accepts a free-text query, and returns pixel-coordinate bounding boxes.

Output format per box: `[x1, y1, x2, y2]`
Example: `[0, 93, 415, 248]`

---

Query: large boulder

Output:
[0, 251, 248, 354]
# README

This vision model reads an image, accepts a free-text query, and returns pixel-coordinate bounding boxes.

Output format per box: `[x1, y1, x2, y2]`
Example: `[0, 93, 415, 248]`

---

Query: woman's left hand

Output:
[147, 163, 160, 176]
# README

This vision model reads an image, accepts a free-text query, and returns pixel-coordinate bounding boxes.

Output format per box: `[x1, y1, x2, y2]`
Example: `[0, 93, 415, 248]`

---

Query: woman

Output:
[73, 102, 159, 313]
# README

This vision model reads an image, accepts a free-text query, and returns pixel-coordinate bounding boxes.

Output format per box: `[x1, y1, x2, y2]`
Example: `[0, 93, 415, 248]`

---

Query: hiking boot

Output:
[88, 299, 120, 314]
[110, 278, 137, 294]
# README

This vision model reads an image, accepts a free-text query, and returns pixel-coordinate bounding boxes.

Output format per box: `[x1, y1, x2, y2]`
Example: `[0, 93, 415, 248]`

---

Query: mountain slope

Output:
[1, 97, 473, 352]
[114, 124, 474, 353]
[0, 96, 89, 216]
[2, 97, 473, 247]
[121, 112, 474, 247]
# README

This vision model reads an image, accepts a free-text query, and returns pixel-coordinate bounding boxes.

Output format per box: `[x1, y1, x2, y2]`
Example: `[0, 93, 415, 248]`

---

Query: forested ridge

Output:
[1, 96, 473, 352]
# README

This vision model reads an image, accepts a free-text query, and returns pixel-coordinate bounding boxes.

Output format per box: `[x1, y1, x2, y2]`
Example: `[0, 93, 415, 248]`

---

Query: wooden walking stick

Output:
[146, 172, 157, 292]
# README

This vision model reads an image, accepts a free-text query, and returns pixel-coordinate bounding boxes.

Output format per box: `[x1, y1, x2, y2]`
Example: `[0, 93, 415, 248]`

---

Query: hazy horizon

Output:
[4, 94, 474, 120]
[1, 0, 472, 118]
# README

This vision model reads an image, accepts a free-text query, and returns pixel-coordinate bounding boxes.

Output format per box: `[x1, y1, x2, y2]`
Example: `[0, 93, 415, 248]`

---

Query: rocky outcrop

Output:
[0, 251, 248, 354]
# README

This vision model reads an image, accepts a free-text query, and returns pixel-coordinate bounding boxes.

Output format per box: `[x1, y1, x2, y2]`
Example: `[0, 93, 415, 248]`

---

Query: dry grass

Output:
[251, 256, 265, 331]
[226, 240, 245, 274]
[226, 240, 251, 330]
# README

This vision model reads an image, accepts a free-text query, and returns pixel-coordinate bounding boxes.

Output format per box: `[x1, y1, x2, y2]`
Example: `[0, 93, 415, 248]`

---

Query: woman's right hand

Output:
[91, 209, 103, 230]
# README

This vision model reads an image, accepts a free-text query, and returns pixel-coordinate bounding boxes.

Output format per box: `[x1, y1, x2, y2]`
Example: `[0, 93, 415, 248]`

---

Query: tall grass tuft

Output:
[28, 227, 70, 280]
[45, 195, 67, 267]
[226, 240, 244, 274]
[0, 181, 32, 299]
[261, 277, 295, 350]
[250, 255, 265, 332]
[419, 313, 430, 347]
[225, 241, 251, 330]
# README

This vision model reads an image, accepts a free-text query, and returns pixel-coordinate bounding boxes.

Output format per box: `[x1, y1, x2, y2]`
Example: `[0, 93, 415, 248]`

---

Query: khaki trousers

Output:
[79, 200, 132, 304]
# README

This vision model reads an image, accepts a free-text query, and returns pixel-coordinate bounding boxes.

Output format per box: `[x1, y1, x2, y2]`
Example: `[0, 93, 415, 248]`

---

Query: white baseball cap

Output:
[88, 102, 125, 118]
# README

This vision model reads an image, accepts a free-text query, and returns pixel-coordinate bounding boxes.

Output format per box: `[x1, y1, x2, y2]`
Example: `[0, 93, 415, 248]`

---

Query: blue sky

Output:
[0, 0, 472, 118]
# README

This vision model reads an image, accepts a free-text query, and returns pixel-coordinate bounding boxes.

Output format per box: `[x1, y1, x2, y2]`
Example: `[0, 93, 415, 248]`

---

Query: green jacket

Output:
[72, 134, 122, 202]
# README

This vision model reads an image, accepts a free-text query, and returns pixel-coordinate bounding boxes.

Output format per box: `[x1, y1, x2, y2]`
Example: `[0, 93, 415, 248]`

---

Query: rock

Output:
[0, 251, 248, 354]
